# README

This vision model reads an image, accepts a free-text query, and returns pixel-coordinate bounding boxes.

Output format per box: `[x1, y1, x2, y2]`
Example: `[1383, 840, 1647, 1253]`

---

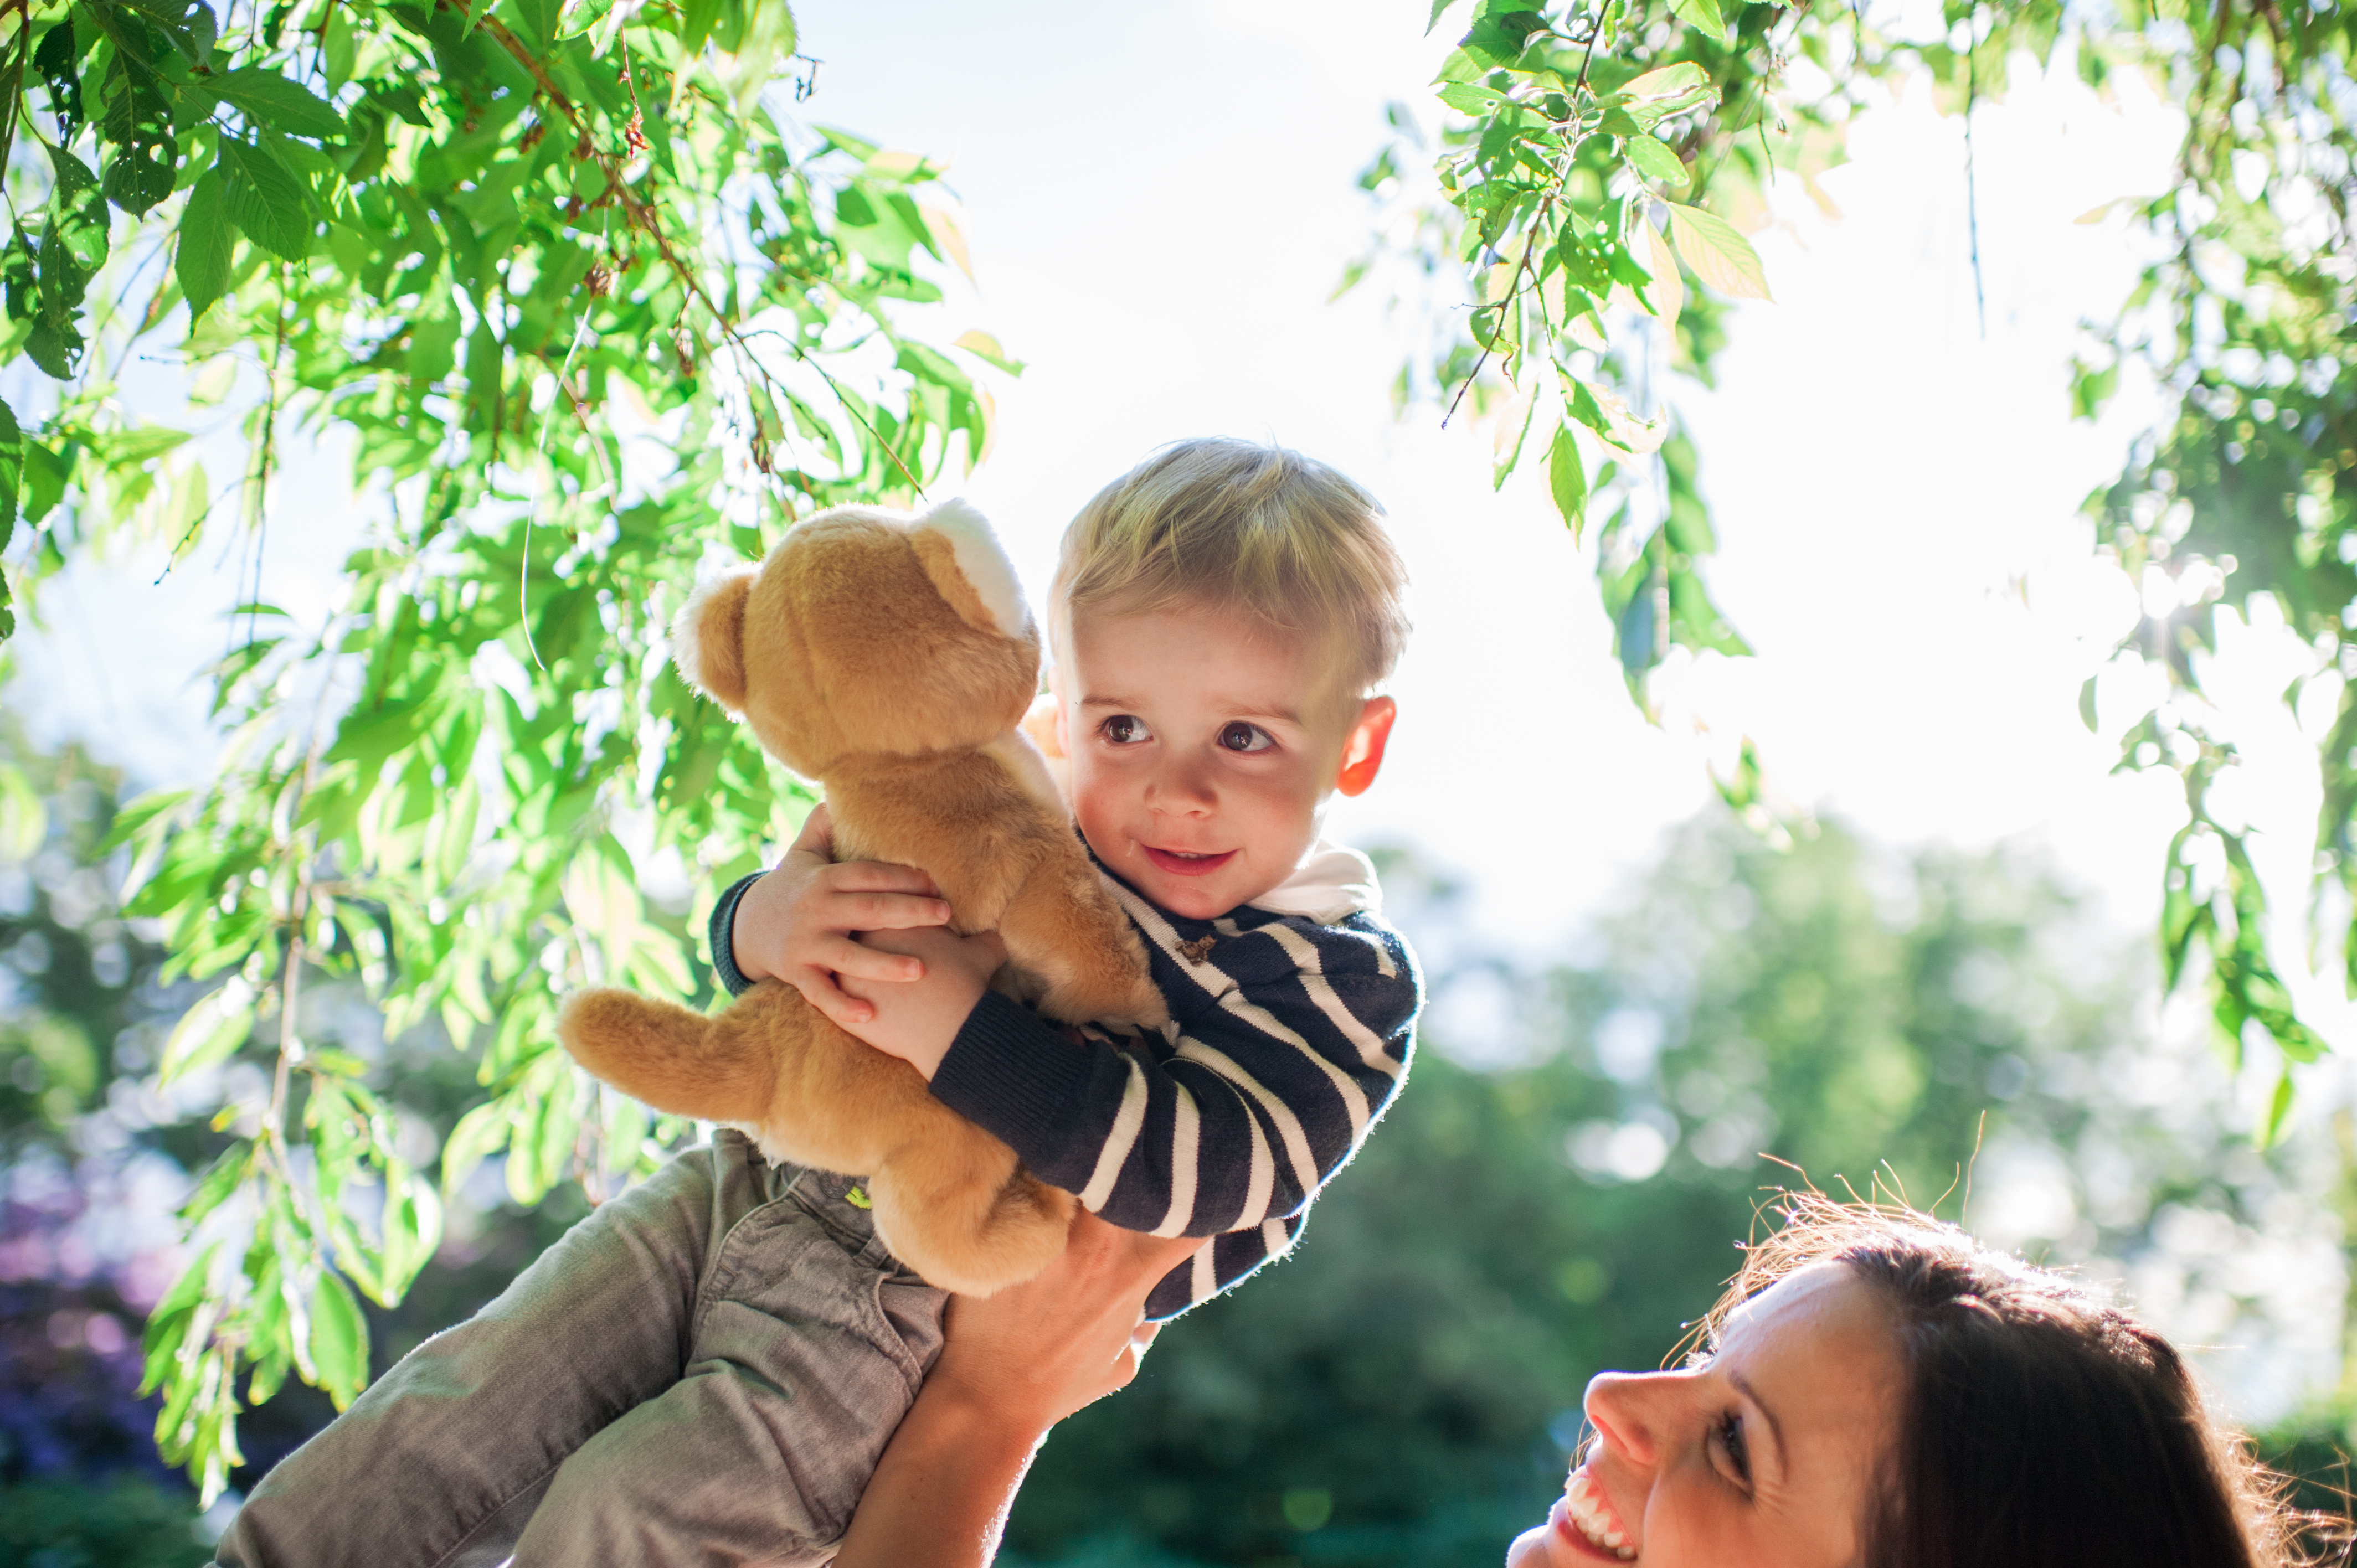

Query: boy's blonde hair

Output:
[1051, 438, 1411, 697]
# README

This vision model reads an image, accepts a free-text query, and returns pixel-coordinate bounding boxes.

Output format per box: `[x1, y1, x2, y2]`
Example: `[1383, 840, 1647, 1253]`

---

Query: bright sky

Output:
[9, 0, 2351, 1415]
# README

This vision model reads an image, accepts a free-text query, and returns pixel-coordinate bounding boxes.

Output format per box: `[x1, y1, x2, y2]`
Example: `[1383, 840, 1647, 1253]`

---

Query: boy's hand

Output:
[735, 804, 954, 1028]
[837, 925, 1007, 1080]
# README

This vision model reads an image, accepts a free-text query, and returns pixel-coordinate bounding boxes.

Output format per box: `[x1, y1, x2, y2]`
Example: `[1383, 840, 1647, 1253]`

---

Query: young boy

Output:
[213, 438, 1422, 1567]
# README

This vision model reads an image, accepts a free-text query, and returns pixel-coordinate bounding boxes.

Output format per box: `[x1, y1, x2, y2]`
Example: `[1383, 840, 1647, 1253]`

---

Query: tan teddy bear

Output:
[557, 499, 1168, 1296]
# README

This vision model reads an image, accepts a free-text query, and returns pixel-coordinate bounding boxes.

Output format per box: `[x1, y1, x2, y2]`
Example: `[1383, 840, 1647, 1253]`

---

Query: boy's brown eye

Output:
[1102, 714, 1150, 745]
[1219, 722, 1274, 754]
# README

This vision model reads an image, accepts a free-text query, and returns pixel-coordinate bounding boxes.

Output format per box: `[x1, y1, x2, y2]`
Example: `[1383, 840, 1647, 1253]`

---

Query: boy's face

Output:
[1056, 600, 1393, 921]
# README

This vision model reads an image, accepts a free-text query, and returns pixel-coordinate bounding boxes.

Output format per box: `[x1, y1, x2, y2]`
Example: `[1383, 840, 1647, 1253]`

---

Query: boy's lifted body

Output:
[214, 439, 1424, 1567]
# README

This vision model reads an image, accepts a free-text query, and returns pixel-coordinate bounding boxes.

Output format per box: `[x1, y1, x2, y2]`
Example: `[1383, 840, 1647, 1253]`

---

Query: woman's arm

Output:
[833, 1213, 1200, 1568]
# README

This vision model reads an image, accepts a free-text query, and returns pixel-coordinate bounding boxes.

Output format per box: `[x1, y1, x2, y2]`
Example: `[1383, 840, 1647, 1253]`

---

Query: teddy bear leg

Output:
[864, 1112, 1074, 1296]
[997, 856, 1169, 1030]
[749, 1013, 943, 1180]
[558, 985, 780, 1123]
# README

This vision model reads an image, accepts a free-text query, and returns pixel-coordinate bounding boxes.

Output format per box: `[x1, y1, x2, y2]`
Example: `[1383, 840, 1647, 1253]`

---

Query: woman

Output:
[836, 1196, 2318, 1568]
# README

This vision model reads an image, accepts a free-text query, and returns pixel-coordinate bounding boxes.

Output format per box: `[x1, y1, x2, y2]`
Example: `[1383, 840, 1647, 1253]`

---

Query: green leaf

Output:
[326, 694, 441, 777]
[1566, 376, 1668, 454]
[2078, 675, 2100, 733]
[378, 1170, 444, 1302]
[25, 312, 79, 376]
[2259, 1067, 2296, 1148]
[212, 68, 351, 141]
[0, 764, 45, 859]
[951, 328, 1022, 374]
[1493, 387, 1538, 491]
[99, 785, 192, 851]
[21, 440, 67, 522]
[1619, 64, 1710, 102]
[1627, 214, 1682, 324]
[219, 139, 314, 261]
[438, 1098, 512, 1200]
[177, 171, 236, 323]
[1437, 80, 1503, 115]
[508, 0, 562, 51]
[1427, 0, 1463, 30]
[1548, 424, 1588, 535]
[1605, 65, 1716, 132]
[117, 0, 219, 65]
[309, 1271, 370, 1410]
[1624, 135, 1688, 187]
[1668, 0, 1726, 39]
[246, 1334, 292, 1406]
[0, 395, 22, 552]
[179, 1146, 251, 1225]
[1, 229, 33, 324]
[34, 22, 84, 146]
[679, 0, 725, 54]
[159, 985, 257, 1084]
[42, 144, 109, 307]
[101, 64, 177, 215]
[140, 1241, 219, 1391]
[1619, 564, 1661, 679]
[1665, 203, 1771, 301]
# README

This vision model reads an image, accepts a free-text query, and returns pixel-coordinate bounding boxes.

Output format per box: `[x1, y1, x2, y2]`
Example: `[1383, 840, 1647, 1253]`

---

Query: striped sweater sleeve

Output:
[928, 899, 1422, 1241]
[709, 870, 765, 998]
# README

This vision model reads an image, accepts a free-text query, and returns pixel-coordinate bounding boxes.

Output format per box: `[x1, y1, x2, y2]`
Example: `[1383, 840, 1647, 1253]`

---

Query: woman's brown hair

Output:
[1692, 1194, 2328, 1568]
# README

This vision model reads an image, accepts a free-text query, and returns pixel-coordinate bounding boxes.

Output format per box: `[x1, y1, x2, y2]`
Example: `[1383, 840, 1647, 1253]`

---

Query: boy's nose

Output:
[1146, 755, 1217, 812]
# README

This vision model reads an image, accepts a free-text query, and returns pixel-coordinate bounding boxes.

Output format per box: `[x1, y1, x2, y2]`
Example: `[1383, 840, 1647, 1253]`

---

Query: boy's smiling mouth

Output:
[1141, 845, 1238, 876]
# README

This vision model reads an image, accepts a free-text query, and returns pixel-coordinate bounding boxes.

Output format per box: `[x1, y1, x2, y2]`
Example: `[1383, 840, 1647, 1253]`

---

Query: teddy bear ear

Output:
[908, 498, 1033, 641]
[671, 565, 760, 712]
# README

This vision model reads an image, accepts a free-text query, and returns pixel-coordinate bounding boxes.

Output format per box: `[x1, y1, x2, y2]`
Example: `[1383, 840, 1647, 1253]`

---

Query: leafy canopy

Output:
[0, 0, 1002, 1499]
[1395, 0, 2357, 1131]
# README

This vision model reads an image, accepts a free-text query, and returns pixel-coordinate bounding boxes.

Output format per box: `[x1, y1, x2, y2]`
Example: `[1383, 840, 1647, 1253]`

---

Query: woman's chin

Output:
[1505, 1522, 1560, 1567]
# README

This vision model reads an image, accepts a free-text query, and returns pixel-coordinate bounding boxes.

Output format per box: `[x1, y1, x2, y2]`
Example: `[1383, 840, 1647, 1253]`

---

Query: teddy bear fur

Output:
[557, 499, 1168, 1296]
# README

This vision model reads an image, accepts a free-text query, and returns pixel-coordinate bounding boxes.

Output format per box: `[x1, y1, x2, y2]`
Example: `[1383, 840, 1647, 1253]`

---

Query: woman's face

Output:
[1507, 1263, 1901, 1568]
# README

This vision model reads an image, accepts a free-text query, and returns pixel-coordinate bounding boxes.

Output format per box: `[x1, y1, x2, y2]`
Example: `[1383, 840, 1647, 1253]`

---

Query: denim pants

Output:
[212, 1131, 946, 1568]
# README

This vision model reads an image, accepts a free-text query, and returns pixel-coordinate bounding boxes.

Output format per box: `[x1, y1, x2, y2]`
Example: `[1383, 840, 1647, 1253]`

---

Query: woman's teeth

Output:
[1566, 1472, 1635, 1560]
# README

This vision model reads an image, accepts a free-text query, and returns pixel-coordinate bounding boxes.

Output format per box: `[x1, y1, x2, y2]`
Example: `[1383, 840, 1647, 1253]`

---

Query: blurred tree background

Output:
[5, 716, 2344, 1566]
[5, 0, 2357, 1557]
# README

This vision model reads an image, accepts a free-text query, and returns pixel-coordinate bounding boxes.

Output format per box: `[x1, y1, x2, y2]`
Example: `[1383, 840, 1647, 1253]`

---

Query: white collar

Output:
[1246, 840, 1381, 926]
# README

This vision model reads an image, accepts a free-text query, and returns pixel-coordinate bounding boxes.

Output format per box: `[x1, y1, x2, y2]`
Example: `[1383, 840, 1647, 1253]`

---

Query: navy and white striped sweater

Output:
[711, 845, 1423, 1320]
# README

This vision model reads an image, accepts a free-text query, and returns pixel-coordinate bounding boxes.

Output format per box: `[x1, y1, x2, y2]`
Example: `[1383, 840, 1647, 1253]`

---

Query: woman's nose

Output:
[1582, 1370, 1670, 1467]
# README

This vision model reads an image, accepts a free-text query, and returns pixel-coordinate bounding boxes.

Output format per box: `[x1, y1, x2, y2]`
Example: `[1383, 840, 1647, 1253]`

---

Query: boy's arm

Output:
[923, 912, 1422, 1239]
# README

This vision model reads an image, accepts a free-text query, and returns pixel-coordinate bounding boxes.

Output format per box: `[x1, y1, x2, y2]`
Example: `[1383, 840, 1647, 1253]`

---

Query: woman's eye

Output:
[1101, 714, 1151, 745]
[1218, 721, 1274, 754]
[1711, 1411, 1751, 1486]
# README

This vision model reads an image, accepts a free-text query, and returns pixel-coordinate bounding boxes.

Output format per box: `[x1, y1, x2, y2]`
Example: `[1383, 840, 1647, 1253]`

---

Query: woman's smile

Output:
[1561, 1467, 1638, 1559]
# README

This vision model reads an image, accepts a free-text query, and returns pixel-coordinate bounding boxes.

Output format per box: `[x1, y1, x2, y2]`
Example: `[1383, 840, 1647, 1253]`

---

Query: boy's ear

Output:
[672, 566, 760, 712]
[1335, 695, 1396, 798]
[908, 498, 1032, 640]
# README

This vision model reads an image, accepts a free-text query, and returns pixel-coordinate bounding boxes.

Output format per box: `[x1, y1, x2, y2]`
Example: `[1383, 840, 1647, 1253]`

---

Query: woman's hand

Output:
[831, 1213, 1202, 1568]
[929, 1210, 1198, 1428]
[732, 804, 954, 1025]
